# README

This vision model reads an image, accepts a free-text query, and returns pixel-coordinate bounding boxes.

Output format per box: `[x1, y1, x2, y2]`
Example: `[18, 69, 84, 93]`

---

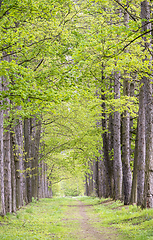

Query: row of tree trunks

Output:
[0, 112, 52, 215]
[85, 1, 153, 209]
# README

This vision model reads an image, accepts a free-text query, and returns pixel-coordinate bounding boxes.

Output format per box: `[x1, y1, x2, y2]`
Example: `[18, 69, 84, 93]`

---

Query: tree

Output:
[141, 0, 153, 208]
[122, 4, 132, 205]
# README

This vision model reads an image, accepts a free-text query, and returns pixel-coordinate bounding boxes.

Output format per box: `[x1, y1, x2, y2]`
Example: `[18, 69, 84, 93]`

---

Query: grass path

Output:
[0, 197, 153, 239]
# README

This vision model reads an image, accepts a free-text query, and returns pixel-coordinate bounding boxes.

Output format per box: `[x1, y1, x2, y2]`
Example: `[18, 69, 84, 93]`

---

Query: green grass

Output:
[0, 197, 80, 240]
[0, 196, 153, 239]
[78, 196, 153, 240]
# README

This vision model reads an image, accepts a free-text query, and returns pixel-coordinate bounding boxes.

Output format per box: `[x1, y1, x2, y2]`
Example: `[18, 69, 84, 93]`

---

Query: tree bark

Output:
[101, 65, 112, 198]
[122, 78, 132, 205]
[24, 119, 32, 203]
[3, 123, 12, 213]
[3, 87, 12, 212]
[15, 110, 24, 209]
[33, 119, 41, 200]
[11, 117, 24, 209]
[10, 132, 16, 212]
[108, 77, 115, 199]
[140, 0, 153, 208]
[122, 3, 132, 205]
[130, 122, 138, 204]
[137, 78, 146, 206]
[113, 71, 122, 200]
[93, 159, 99, 197]
[0, 78, 5, 216]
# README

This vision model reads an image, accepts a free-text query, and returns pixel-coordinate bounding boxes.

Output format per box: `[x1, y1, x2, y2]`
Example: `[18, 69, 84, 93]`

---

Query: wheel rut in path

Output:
[65, 200, 121, 240]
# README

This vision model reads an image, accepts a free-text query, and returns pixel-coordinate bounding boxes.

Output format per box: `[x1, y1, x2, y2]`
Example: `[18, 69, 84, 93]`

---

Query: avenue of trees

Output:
[0, 0, 153, 215]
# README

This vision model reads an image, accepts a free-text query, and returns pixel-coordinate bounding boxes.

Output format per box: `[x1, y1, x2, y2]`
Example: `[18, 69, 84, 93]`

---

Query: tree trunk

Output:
[3, 97, 12, 213]
[15, 111, 24, 209]
[137, 78, 146, 206]
[3, 124, 12, 213]
[31, 118, 36, 199]
[122, 80, 132, 204]
[24, 119, 32, 203]
[130, 122, 138, 204]
[93, 159, 99, 197]
[113, 71, 122, 200]
[98, 156, 104, 198]
[122, 4, 132, 205]
[140, 0, 153, 208]
[108, 77, 115, 199]
[10, 132, 16, 212]
[11, 118, 24, 209]
[0, 78, 5, 215]
[33, 119, 41, 200]
[101, 65, 112, 198]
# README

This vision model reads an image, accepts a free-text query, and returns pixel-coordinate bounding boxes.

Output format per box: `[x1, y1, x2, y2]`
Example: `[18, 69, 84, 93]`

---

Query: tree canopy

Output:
[1, 0, 153, 215]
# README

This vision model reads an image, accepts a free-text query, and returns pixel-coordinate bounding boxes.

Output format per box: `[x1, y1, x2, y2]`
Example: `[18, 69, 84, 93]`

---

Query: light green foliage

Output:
[0, 0, 142, 120]
[0, 0, 147, 115]
[60, 178, 84, 196]
[0, 0, 151, 198]
[41, 93, 102, 185]
[0, 0, 78, 116]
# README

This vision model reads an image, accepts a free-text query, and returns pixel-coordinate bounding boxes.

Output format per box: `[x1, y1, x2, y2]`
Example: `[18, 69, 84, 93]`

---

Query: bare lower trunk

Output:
[130, 123, 138, 204]
[15, 113, 24, 208]
[0, 102, 5, 215]
[4, 125, 12, 213]
[10, 133, 16, 212]
[143, 75, 153, 207]
[113, 71, 122, 200]
[137, 80, 146, 206]
[11, 120, 24, 209]
[32, 119, 41, 200]
[101, 68, 112, 198]
[122, 78, 132, 205]
[31, 118, 36, 199]
[0, 77, 5, 215]
[108, 79, 114, 199]
[93, 159, 99, 197]
[139, 1, 153, 208]
[24, 119, 32, 203]
[98, 158, 103, 198]
[85, 174, 89, 196]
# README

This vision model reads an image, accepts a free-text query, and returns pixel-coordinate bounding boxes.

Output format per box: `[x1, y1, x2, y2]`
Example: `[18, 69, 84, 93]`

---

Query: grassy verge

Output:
[78, 196, 153, 240]
[0, 197, 80, 240]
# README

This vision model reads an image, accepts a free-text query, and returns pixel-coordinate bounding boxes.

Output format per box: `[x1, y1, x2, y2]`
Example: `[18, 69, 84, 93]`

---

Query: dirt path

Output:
[64, 200, 121, 240]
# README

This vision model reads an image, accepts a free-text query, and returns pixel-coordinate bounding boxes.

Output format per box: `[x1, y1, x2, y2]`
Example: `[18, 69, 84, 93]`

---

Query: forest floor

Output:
[63, 200, 121, 240]
[0, 196, 153, 239]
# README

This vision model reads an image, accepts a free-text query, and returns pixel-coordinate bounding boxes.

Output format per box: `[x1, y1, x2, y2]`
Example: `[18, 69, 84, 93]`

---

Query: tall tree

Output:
[113, 71, 122, 200]
[141, 0, 153, 208]
[121, 2, 132, 205]
[0, 76, 5, 215]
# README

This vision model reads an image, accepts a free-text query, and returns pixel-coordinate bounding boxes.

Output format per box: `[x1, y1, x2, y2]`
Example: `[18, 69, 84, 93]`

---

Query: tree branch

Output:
[104, 28, 153, 58]
[113, 0, 137, 22]
[34, 58, 44, 71]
